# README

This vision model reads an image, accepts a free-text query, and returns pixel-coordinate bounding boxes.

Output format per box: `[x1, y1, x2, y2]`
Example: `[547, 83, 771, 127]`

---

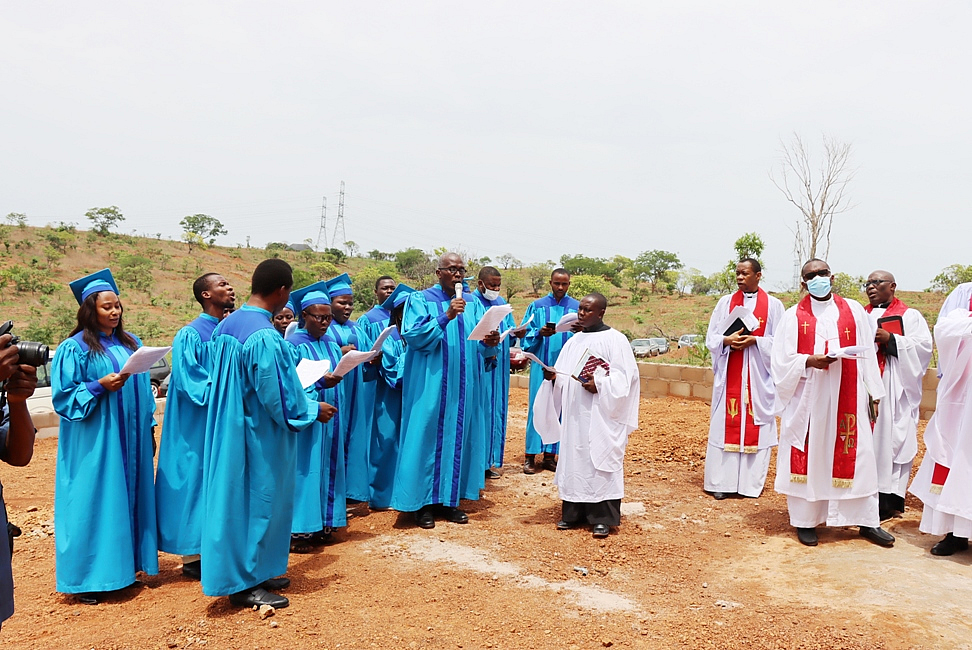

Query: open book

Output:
[571, 348, 610, 383]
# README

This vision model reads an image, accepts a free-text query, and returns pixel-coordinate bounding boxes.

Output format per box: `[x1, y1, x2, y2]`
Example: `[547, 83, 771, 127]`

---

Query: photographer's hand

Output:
[3, 365, 36, 467]
[99, 372, 129, 392]
[0, 334, 20, 382]
[5, 365, 37, 403]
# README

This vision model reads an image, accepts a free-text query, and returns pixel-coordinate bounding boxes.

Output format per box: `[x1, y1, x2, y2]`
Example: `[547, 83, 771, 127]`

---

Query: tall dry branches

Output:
[771, 133, 856, 263]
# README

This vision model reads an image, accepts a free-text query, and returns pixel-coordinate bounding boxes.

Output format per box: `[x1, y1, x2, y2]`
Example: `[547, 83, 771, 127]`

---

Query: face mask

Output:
[806, 275, 832, 298]
[483, 288, 500, 301]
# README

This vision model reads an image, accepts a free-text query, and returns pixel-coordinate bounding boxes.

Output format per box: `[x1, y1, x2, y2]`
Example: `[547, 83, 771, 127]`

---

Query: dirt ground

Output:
[2, 387, 970, 649]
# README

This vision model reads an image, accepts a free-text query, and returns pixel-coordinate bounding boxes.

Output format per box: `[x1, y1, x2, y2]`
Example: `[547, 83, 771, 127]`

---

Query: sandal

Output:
[310, 528, 334, 546]
[290, 535, 314, 554]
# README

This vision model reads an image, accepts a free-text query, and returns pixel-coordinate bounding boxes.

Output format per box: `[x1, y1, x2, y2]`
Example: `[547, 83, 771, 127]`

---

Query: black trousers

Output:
[562, 499, 621, 527]
[879, 491, 905, 515]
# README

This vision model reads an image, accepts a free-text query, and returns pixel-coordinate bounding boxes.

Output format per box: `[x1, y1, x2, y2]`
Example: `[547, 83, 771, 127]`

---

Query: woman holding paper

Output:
[51, 269, 158, 603]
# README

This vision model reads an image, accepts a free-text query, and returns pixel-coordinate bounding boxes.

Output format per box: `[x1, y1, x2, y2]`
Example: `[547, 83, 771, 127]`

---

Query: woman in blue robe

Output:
[52, 269, 158, 603]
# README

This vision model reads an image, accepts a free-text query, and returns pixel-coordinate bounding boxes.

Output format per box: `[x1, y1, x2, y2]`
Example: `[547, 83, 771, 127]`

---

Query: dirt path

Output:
[1, 388, 969, 649]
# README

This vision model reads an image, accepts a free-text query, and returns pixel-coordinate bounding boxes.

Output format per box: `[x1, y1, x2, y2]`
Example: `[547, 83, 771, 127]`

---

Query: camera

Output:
[0, 321, 50, 367]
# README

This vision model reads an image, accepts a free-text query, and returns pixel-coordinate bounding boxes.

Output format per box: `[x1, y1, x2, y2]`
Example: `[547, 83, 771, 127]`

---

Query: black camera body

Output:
[0, 321, 50, 367]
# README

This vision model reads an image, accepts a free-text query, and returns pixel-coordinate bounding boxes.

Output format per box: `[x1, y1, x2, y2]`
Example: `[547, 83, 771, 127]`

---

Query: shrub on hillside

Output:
[567, 274, 614, 301]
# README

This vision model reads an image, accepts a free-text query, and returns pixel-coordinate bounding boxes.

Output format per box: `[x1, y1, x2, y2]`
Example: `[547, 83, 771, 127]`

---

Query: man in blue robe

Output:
[472, 266, 524, 479]
[200, 259, 336, 609]
[521, 268, 579, 474]
[155, 273, 235, 580]
[357, 275, 397, 344]
[362, 284, 413, 509]
[391, 253, 501, 528]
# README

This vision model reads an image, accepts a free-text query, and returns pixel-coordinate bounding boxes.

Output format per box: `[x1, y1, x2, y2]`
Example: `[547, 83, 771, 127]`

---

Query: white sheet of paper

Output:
[369, 325, 396, 352]
[333, 349, 378, 377]
[826, 345, 870, 360]
[284, 321, 298, 340]
[521, 352, 569, 375]
[120, 346, 172, 375]
[555, 312, 578, 333]
[468, 304, 514, 341]
[718, 305, 760, 334]
[500, 313, 533, 342]
[296, 358, 331, 389]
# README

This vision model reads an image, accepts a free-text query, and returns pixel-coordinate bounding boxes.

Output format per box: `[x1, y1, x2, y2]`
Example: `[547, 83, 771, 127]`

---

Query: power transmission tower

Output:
[332, 181, 346, 249]
[316, 196, 328, 250]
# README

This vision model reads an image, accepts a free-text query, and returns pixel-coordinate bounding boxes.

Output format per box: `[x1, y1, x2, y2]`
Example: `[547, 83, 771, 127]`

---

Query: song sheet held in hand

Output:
[369, 325, 396, 351]
[500, 313, 532, 342]
[717, 306, 760, 336]
[296, 358, 331, 389]
[555, 312, 578, 333]
[467, 304, 514, 341]
[120, 346, 172, 375]
[521, 352, 568, 375]
[825, 345, 870, 360]
[333, 350, 379, 377]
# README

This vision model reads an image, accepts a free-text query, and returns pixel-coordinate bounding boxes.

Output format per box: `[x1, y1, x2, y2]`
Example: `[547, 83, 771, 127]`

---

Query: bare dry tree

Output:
[771, 133, 856, 263]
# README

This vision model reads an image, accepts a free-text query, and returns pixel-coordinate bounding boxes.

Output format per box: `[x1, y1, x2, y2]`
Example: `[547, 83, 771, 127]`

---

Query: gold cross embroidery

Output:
[801, 321, 810, 334]
[838, 413, 857, 454]
[844, 327, 852, 341]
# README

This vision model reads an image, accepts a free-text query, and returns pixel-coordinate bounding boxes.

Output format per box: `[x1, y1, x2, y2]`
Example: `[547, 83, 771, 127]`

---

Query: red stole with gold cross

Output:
[722, 289, 769, 453]
[790, 294, 859, 488]
[864, 297, 909, 375]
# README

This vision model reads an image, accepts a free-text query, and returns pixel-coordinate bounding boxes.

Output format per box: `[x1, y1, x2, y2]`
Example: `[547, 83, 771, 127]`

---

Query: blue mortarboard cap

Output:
[282, 299, 297, 315]
[70, 268, 119, 306]
[381, 283, 415, 311]
[290, 281, 330, 312]
[325, 273, 353, 298]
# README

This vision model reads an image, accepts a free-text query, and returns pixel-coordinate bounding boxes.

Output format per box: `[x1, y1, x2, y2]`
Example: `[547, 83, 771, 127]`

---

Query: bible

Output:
[571, 349, 610, 383]
[877, 315, 904, 336]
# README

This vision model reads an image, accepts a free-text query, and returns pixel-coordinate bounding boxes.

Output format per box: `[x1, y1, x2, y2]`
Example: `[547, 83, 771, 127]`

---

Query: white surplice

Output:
[771, 296, 886, 527]
[532, 328, 640, 504]
[909, 309, 972, 537]
[937, 283, 972, 377]
[867, 306, 933, 500]
[703, 291, 785, 497]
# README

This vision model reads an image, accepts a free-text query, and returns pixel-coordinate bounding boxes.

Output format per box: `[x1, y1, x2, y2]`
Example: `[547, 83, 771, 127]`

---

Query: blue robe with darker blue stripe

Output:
[200, 305, 318, 596]
[472, 290, 516, 469]
[362, 328, 405, 509]
[52, 331, 158, 593]
[155, 313, 219, 556]
[521, 294, 580, 455]
[324, 318, 370, 502]
[391, 287, 497, 511]
[289, 329, 347, 531]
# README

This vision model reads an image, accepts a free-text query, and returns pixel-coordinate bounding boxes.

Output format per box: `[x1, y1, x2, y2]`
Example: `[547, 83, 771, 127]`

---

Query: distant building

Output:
[287, 243, 313, 252]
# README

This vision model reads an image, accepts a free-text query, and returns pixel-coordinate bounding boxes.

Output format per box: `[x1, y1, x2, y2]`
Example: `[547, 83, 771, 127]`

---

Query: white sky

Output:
[2, 1, 969, 290]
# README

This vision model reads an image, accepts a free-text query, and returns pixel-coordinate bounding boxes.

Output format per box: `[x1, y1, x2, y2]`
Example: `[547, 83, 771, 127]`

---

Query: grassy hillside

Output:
[0, 225, 947, 359]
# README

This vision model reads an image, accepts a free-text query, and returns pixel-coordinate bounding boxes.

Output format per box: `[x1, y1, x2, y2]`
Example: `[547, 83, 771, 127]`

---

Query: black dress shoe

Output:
[541, 454, 558, 472]
[523, 455, 537, 475]
[261, 577, 291, 591]
[78, 593, 99, 605]
[486, 468, 501, 480]
[441, 506, 468, 524]
[931, 533, 969, 556]
[556, 520, 576, 530]
[859, 526, 895, 547]
[415, 506, 436, 529]
[229, 587, 289, 609]
[711, 492, 729, 500]
[592, 524, 610, 538]
[796, 527, 818, 546]
[182, 560, 201, 581]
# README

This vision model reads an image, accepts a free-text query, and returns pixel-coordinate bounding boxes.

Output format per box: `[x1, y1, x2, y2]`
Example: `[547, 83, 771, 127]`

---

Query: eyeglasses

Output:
[802, 269, 831, 281]
[862, 279, 890, 288]
[303, 312, 332, 323]
[438, 266, 467, 275]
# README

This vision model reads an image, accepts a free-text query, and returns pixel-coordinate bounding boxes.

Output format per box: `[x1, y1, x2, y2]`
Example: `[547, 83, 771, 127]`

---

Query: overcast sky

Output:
[2, 1, 969, 290]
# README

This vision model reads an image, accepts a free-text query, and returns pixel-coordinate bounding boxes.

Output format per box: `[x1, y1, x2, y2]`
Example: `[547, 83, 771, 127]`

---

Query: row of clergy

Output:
[50, 255, 633, 609]
[703, 258, 972, 554]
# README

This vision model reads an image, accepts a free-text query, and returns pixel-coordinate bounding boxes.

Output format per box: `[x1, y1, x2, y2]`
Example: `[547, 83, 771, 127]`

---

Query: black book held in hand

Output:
[723, 318, 751, 337]
[876, 315, 904, 336]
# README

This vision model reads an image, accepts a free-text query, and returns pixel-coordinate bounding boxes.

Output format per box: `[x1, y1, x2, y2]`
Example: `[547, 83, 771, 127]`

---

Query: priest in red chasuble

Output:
[771, 259, 892, 548]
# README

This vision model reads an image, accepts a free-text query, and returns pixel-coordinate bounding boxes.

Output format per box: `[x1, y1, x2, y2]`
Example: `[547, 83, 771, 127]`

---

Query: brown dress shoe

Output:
[541, 453, 558, 472]
[523, 454, 537, 475]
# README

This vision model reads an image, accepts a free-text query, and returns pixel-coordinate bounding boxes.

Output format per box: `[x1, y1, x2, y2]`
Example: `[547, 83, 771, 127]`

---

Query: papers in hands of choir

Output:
[284, 321, 298, 340]
[500, 313, 533, 342]
[333, 350, 379, 377]
[296, 358, 331, 389]
[521, 352, 568, 375]
[719, 306, 760, 337]
[467, 304, 514, 341]
[119, 346, 172, 375]
[555, 312, 578, 333]
[825, 345, 869, 360]
[369, 325, 396, 351]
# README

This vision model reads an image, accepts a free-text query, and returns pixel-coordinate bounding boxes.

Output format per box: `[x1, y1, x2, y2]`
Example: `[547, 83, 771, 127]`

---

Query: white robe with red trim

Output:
[909, 309, 972, 537]
[771, 296, 886, 510]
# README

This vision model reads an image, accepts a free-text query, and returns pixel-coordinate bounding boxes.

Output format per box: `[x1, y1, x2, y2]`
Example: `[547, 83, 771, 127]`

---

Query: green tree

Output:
[631, 250, 683, 293]
[930, 264, 972, 293]
[830, 272, 865, 304]
[85, 206, 125, 236]
[395, 248, 435, 285]
[180, 214, 228, 247]
[368, 249, 392, 261]
[5, 212, 27, 229]
[115, 253, 154, 294]
[344, 241, 359, 257]
[567, 274, 614, 300]
[732, 232, 766, 265]
[182, 231, 205, 253]
[559, 254, 620, 284]
[502, 270, 525, 301]
[352, 262, 400, 312]
[526, 262, 554, 296]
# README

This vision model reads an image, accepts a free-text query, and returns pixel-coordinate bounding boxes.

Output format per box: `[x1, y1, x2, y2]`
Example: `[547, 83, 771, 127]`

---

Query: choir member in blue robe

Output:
[287, 282, 346, 551]
[362, 284, 413, 509]
[521, 268, 579, 474]
[272, 299, 296, 336]
[200, 260, 335, 609]
[52, 269, 158, 604]
[391, 253, 501, 529]
[472, 267, 524, 478]
[358, 276, 397, 344]
[155, 273, 235, 580]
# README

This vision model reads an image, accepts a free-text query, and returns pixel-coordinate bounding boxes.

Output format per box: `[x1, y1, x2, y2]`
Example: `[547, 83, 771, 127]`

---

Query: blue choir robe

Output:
[362, 329, 405, 509]
[52, 331, 158, 593]
[325, 318, 371, 502]
[391, 287, 497, 512]
[289, 329, 347, 532]
[200, 305, 318, 597]
[521, 294, 580, 455]
[472, 290, 516, 469]
[155, 313, 218, 556]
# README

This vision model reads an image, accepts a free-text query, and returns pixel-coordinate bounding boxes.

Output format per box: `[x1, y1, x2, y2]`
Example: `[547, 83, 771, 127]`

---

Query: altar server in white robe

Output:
[862, 270, 932, 521]
[771, 259, 893, 548]
[704, 258, 784, 499]
[908, 305, 972, 556]
[532, 293, 639, 539]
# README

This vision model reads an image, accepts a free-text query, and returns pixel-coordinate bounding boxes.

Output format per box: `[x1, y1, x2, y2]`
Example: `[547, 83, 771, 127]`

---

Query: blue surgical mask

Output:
[806, 275, 832, 298]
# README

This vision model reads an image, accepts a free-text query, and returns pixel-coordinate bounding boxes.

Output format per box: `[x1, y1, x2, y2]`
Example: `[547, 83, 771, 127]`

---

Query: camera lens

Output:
[15, 341, 49, 367]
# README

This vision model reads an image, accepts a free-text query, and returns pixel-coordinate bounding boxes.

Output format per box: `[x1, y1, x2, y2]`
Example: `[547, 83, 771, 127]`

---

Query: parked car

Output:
[678, 333, 702, 349]
[649, 337, 669, 355]
[630, 339, 654, 358]
[510, 346, 528, 371]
